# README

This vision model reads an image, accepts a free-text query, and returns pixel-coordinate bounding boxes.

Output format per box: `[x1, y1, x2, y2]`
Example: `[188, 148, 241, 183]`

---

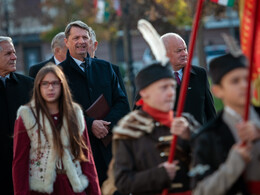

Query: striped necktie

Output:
[80, 62, 86, 72]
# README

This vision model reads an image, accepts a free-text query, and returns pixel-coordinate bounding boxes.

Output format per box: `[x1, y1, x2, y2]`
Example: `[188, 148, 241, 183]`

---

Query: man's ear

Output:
[64, 38, 69, 47]
[55, 47, 60, 55]
[139, 88, 148, 99]
[94, 41, 98, 52]
[211, 84, 224, 99]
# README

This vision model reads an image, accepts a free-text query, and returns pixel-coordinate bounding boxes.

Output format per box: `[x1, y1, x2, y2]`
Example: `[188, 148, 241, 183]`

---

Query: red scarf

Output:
[136, 99, 173, 128]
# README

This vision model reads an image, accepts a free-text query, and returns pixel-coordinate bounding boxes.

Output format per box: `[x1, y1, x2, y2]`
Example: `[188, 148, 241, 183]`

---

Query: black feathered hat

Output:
[135, 62, 174, 92]
[209, 53, 247, 84]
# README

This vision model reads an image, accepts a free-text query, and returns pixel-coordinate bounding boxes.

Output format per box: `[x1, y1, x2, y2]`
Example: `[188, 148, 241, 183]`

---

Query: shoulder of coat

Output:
[113, 110, 155, 139]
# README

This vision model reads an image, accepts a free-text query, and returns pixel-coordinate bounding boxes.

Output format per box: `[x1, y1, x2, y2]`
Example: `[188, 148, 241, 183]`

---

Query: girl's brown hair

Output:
[30, 63, 88, 162]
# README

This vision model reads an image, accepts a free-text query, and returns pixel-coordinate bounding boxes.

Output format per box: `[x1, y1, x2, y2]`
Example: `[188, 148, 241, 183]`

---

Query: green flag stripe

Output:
[227, 0, 235, 6]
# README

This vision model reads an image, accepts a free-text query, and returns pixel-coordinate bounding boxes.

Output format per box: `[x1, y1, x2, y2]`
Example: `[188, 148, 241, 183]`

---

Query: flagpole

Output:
[161, 0, 204, 194]
[244, 0, 259, 121]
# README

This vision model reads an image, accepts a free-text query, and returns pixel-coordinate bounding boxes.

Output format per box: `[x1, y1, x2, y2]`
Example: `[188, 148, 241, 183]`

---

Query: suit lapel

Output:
[174, 66, 197, 109]
[68, 56, 86, 77]
[50, 56, 55, 64]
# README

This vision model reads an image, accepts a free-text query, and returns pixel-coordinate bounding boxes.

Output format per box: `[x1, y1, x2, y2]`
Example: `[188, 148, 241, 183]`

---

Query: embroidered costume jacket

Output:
[12, 103, 101, 195]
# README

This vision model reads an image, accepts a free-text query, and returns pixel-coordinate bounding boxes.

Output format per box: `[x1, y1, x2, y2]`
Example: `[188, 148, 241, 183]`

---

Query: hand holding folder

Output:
[85, 94, 112, 146]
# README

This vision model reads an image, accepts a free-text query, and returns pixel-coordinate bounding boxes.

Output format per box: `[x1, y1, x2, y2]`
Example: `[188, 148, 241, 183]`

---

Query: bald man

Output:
[161, 33, 216, 124]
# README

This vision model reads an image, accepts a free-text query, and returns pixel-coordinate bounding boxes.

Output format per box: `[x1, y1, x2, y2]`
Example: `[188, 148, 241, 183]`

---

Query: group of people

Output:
[1, 20, 130, 195]
[108, 33, 260, 195]
[111, 53, 260, 195]
[0, 19, 259, 195]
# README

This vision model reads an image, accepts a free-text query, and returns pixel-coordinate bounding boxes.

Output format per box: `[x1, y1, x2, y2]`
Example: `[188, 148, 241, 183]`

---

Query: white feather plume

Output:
[221, 33, 243, 57]
[137, 19, 169, 66]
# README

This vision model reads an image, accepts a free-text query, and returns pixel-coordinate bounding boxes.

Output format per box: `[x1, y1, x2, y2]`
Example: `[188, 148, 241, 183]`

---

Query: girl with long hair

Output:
[12, 64, 101, 195]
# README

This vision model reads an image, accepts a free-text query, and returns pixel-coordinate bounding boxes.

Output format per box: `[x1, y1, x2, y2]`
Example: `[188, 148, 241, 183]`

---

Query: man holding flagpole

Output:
[113, 62, 199, 195]
[191, 53, 260, 195]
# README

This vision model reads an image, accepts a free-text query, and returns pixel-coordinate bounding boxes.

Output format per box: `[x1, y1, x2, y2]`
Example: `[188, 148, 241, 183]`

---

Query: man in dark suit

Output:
[0, 36, 34, 194]
[59, 20, 130, 185]
[161, 33, 216, 125]
[29, 32, 67, 78]
[88, 27, 128, 96]
[88, 26, 129, 195]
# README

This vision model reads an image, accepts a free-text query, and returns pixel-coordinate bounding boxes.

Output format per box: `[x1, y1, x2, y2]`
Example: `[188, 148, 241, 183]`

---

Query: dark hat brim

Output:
[135, 62, 175, 92]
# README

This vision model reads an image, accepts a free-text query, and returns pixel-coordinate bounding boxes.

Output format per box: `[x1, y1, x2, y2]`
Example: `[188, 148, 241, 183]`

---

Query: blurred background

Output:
[0, 0, 241, 109]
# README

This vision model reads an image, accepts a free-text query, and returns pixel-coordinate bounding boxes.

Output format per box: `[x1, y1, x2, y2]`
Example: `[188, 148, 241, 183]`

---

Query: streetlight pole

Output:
[122, 0, 135, 106]
[3, 0, 10, 35]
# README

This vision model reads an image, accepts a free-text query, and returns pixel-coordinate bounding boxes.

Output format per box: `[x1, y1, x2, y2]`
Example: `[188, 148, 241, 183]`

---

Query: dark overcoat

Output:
[111, 64, 127, 97]
[59, 52, 130, 185]
[0, 72, 33, 194]
[94, 56, 127, 97]
[174, 66, 216, 125]
[29, 56, 55, 78]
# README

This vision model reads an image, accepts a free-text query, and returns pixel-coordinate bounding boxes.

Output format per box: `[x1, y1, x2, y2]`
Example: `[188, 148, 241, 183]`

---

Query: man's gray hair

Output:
[89, 27, 97, 42]
[0, 36, 13, 51]
[65, 20, 90, 39]
[51, 32, 66, 54]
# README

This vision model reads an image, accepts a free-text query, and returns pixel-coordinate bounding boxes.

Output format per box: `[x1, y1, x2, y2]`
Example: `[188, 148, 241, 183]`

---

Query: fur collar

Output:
[16, 102, 88, 193]
[113, 110, 155, 139]
[17, 102, 85, 145]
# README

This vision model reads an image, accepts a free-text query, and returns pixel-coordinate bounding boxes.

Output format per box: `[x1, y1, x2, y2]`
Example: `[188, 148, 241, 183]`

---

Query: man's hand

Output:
[92, 120, 111, 139]
[233, 143, 252, 164]
[170, 117, 190, 140]
[159, 161, 178, 180]
[236, 121, 259, 142]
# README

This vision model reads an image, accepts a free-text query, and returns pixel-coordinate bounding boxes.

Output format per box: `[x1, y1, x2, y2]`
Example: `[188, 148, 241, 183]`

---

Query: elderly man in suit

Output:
[59, 20, 130, 185]
[29, 32, 67, 78]
[161, 33, 216, 125]
[0, 36, 34, 194]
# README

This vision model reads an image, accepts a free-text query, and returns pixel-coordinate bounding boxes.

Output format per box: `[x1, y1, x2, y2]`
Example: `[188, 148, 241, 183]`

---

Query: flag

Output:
[95, 0, 105, 23]
[113, 0, 122, 16]
[95, 0, 110, 23]
[104, 0, 110, 22]
[210, 0, 235, 6]
[240, 0, 260, 107]
[93, 0, 98, 9]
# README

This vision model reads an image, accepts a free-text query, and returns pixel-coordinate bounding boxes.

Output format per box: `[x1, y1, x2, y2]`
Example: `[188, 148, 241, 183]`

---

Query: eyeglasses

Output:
[40, 81, 61, 88]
